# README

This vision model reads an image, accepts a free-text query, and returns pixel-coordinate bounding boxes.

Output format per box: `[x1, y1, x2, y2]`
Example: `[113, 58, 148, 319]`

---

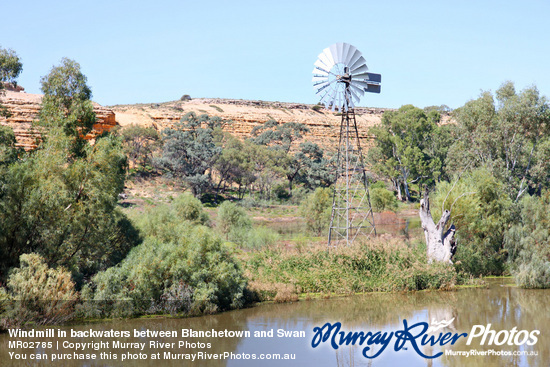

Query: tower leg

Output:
[328, 107, 376, 246]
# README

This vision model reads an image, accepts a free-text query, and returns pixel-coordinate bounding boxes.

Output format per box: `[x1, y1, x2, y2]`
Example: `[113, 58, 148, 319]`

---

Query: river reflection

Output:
[1, 278, 548, 366]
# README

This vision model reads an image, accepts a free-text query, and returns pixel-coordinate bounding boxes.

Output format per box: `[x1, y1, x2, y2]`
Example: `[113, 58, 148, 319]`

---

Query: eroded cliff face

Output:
[2, 91, 451, 151]
[0, 89, 117, 150]
[111, 98, 400, 150]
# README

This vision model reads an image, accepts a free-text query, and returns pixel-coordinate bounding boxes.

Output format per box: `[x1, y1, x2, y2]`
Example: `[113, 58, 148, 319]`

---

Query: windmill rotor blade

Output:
[313, 66, 330, 75]
[329, 44, 339, 63]
[347, 50, 363, 70]
[350, 64, 369, 75]
[312, 75, 329, 82]
[315, 80, 334, 94]
[318, 52, 334, 69]
[349, 56, 367, 72]
[343, 44, 358, 65]
[322, 47, 335, 66]
[314, 58, 331, 71]
[328, 88, 338, 109]
[349, 88, 361, 104]
[341, 43, 352, 64]
[350, 83, 365, 97]
[313, 79, 328, 88]
[336, 42, 345, 63]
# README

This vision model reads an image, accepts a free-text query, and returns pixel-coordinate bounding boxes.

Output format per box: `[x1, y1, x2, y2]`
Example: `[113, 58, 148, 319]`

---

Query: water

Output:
[1, 278, 548, 366]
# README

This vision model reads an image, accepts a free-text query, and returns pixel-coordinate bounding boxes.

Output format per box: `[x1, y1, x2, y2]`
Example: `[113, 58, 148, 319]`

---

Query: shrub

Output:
[2, 254, 78, 327]
[299, 187, 332, 235]
[370, 186, 398, 212]
[132, 193, 210, 244]
[217, 201, 252, 241]
[430, 168, 512, 276]
[172, 193, 211, 225]
[272, 183, 291, 201]
[244, 226, 280, 250]
[81, 226, 247, 318]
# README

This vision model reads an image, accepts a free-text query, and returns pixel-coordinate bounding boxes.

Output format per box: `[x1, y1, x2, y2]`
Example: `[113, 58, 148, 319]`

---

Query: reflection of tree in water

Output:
[439, 280, 550, 367]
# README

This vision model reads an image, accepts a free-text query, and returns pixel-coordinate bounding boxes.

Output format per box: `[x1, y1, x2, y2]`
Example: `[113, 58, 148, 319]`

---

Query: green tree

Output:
[0, 132, 138, 283]
[369, 105, 445, 201]
[250, 119, 314, 195]
[82, 226, 247, 317]
[39, 58, 96, 157]
[295, 141, 333, 189]
[0, 59, 139, 284]
[447, 82, 550, 200]
[430, 168, 512, 275]
[213, 136, 257, 198]
[0, 46, 23, 117]
[118, 124, 160, 172]
[299, 187, 332, 235]
[216, 201, 252, 242]
[158, 112, 223, 197]
[505, 192, 550, 288]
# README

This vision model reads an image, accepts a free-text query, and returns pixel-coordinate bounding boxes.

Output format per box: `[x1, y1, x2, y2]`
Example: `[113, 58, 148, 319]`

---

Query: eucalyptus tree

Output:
[368, 105, 445, 201]
[447, 82, 550, 200]
[0, 46, 23, 117]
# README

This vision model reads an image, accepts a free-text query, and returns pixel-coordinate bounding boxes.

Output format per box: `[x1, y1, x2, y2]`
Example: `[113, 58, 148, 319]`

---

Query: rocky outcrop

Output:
[111, 98, 409, 150]
[0, 89, 117, 150]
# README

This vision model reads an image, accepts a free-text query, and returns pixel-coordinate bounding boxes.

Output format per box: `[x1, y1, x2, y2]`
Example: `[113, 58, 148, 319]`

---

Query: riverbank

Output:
[239, 239, 471, 302]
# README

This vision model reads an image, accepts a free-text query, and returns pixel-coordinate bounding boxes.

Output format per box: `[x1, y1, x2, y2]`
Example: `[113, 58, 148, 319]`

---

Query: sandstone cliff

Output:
[0, 89, 117, 150]
[110, 98, 408, 150]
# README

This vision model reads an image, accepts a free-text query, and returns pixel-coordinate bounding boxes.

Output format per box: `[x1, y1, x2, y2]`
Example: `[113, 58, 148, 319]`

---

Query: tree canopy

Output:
[368, 104, 448, 201]
[39, 58, 96, 157]
[447, 82, 550, 201]
[0, 46, 23, 117]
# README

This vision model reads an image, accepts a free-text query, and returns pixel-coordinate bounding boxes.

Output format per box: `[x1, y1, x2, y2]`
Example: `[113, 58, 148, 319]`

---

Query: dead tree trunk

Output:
[419, 192, 457, 264]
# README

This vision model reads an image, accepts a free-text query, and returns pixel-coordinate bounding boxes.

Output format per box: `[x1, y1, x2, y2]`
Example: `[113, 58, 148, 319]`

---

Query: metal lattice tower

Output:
[312, 43, 381, 246]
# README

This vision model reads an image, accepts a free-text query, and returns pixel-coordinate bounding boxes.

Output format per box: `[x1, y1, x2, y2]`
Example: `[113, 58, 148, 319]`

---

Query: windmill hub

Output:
[312, 42, 381, 111]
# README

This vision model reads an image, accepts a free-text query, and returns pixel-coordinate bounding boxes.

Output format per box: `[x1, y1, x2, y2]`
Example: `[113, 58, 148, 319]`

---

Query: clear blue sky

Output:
[2, 0, 549, 109]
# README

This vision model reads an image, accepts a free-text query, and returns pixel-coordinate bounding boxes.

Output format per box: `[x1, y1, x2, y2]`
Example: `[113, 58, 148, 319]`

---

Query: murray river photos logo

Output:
[311, 319, 540, 359]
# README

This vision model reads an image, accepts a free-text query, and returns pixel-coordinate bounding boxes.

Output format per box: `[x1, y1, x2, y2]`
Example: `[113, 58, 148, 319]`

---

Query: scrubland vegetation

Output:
[1, 46, 550, 329]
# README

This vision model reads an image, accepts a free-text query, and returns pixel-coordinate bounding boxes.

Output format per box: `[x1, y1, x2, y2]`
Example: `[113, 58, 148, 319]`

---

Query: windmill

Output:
[312, 42, 381, 246]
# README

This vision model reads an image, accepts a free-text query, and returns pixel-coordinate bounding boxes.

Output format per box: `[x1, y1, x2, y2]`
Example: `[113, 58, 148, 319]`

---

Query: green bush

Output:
[217, 201, 252, 242]
[2, 254, 78, 327]
[370, 186, 398, 212]
[172, 193, 211, 225]
[299, 187, 332, 235]
[244, 226, 280, 250]
[430, 168, 512, 276]
[505, 192, 550, 288]
[132, 193, 210, 244]
[81, 225, 247, 318]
